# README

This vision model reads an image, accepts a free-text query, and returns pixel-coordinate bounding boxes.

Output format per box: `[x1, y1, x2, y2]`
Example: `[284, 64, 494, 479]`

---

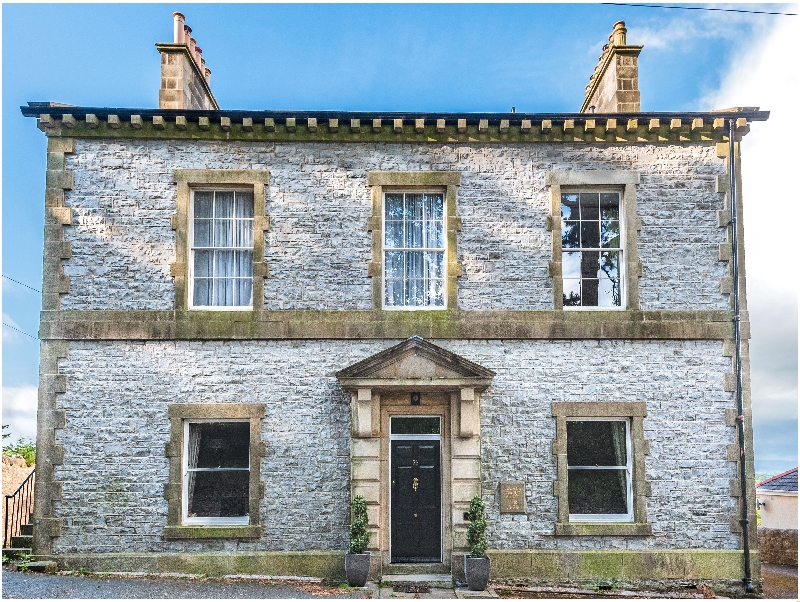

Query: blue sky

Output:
[2, 3, 797, 475]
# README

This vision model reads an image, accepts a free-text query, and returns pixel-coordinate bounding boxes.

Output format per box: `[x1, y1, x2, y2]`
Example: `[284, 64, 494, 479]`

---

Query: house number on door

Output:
[412, 477, 419, 491]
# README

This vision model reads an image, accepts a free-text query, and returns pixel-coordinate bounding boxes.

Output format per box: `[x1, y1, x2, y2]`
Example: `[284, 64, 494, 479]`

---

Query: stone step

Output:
[381, 573, 454, 588]
[20, 524, 33, 536]
[383, 563, 450, 575]
[2, 547, 32, 560]
[10, 535, 32, 548]
[25, 561, 58, 573]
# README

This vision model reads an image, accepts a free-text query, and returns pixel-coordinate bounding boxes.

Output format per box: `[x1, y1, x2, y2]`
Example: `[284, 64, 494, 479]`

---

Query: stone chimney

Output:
[580, 21, 643, 113]
[156, 12, 219, 110]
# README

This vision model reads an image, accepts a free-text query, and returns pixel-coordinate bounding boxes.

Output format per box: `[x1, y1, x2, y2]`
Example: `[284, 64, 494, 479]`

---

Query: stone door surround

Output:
[336, 336, 495, 571]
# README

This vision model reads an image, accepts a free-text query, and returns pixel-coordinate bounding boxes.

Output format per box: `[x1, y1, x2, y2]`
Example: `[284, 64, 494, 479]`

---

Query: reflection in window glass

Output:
[561, 192, 622, 308]
[192, 190, 254, 307]
[391, 416, 441, 435]
[384, 192, 445, 308]
[566, 420, 631, 518]
[186, 422, 249, 519]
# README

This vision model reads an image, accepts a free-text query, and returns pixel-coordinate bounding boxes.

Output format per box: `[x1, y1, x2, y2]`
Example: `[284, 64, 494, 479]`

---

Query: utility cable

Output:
[2, 322, 39, 340]
[2, 275, 41, 294]
[602, 3, 797, 16]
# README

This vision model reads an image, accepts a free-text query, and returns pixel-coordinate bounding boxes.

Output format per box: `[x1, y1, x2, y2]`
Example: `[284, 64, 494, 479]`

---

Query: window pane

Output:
[562, 221, 580, 248]
[385, 279, 403, 306]
[235, 250, 253, 277]
[428, 278, 444, 306]
[385, 221, 404, 248]
[406, 251, 424, 279]
[563, 279, 581, 306]
[234, 219, 253, 248]
[189, 422, 250, 468]
[407, 194, 424, 220]
[385, 194, 404, 220]
[600, 193, 619, 220]
[194, 192, 213, 218]
[581, 221, 600, 248]
[407, 279, 425, 306]
[561, 194, 579, 220]
[235, 191, 254, 218]
[562, 252, 581, 279]
[426, 220, 444, 248]
[406, 219, 424, 248]
[579, 193, 599, 220]
[391, 417, 440, 435]
[425, 252, 444, 280]
[214, 191, 235, 219]
[425, 194, 444, 221]
[235, 278, 253, 307]
[194, 219, 212, 247]
[188, 470, 249, 518]
[194, 250, 213, 277]
[385, 252, 404, 279]
[567, 421, 627, 466]
[581, 279, 599, 306]
[581, 251, 599, 278]
[215, 251, 236, 278]
[213, 216, 233, 247]
[601, 220, 620, 249]
[214, 278, 234, 306]
[568, 469, 628, 514]
[193, 278, 211, 306]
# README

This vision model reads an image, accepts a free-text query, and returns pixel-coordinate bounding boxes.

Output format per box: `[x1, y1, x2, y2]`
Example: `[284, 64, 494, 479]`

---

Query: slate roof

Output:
[756, 467, 798, 491]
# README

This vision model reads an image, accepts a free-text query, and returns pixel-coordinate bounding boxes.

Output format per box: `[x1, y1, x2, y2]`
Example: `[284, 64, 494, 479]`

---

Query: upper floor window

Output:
[190, 189, 254, 308]
[383, 191, 445, 308]
[561, 192, 622, 308]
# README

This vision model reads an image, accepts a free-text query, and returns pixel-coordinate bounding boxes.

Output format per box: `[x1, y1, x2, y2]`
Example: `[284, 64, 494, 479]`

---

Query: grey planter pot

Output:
[464, 556, 491, 591]
[345, 553, 371, 587]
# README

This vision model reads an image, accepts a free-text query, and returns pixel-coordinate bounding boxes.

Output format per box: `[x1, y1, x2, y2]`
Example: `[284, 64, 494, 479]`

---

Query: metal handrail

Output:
[3, 467, 35, 548]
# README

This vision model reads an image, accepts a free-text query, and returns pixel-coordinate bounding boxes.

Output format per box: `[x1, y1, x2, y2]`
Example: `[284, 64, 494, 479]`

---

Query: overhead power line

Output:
[2, 275, 41, 294]
[602, 3, 797, 16]
[2, 322, 39, 340]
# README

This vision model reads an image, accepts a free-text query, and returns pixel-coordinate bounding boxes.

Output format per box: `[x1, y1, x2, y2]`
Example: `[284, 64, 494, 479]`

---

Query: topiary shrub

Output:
[466, 495, 487, 558]
[348, 495, 370, 554]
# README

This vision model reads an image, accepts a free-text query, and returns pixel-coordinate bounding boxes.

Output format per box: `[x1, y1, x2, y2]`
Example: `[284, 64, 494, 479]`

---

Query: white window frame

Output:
[188, 187, 255, 311]
[182, 418, 251, 526]
[566, 417, 633, 523]
[382, 188, 447, 311]
[560, 189, 626, 311]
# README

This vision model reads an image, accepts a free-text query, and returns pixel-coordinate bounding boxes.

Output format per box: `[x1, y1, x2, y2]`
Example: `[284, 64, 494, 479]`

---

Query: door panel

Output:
[391, 440, 442, 562]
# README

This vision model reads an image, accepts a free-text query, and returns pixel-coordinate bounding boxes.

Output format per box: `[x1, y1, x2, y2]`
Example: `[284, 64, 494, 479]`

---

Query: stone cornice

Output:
[38, 309, 740, 341]
[22, 104, 767, 144]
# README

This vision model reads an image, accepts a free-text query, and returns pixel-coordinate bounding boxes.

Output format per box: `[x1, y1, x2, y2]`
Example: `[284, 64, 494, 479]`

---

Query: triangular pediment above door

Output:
[336, 336, 495, 392]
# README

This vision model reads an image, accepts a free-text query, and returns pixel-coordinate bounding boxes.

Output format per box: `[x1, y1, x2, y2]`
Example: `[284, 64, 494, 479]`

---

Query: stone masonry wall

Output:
[52, 338, 738, 554]
[62, 140, 728, 311]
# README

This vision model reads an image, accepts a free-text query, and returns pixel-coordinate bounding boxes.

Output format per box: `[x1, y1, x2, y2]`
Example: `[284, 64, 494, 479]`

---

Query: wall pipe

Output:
[729, 118, 754, 594]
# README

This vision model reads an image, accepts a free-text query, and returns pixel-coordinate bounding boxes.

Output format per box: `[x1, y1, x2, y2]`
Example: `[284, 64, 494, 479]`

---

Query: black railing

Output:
[3, 467, 35, 548]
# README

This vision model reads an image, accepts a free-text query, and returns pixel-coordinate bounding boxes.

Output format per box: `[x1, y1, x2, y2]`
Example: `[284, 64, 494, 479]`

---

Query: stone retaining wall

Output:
[758, 528, 798, 566]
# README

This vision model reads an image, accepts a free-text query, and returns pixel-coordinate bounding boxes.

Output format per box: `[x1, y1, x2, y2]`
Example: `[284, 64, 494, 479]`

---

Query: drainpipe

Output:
[729, 118, 754, 594]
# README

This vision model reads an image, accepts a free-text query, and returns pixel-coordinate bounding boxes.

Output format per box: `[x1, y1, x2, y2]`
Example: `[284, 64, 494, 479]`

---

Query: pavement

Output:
[0, 567, 498, 599]
[760, 563, 798, 599]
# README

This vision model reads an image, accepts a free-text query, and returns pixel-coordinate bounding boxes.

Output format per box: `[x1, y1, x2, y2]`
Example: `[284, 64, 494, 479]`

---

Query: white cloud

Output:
[2, 384, 38, 442]
[704, 15, 799, 452]
[628, 9, 766, 51]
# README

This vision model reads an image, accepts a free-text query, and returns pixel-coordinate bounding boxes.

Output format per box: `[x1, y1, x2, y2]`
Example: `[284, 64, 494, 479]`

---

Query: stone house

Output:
[24, 15, 767, 591]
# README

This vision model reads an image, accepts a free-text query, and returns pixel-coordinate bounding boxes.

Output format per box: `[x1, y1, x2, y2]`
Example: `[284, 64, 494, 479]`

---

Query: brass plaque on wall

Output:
[499, 482, 526, 514]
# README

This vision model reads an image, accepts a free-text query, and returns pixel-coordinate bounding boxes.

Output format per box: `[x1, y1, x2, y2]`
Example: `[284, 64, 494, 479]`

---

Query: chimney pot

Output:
[204, 68, 211, 85]
[611, 21, 627, 46]
[173, 12, 186, 44]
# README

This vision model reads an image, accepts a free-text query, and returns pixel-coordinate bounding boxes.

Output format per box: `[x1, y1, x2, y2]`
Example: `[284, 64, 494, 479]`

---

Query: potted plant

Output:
[464, 495, 490, 591]
[345, 495, 371, 587]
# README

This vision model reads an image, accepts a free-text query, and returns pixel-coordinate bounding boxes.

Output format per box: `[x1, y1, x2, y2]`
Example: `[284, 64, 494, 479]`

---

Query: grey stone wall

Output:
[62, 140, 728, 311]
[52, 338, 738, 554]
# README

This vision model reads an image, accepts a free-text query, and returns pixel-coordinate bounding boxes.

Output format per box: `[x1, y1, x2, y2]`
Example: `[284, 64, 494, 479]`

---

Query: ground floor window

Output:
[566, 419, 632, 521]
[165, 402, 266, 539]
[552, 401, 651, 536]
[183, 420, 250, 525]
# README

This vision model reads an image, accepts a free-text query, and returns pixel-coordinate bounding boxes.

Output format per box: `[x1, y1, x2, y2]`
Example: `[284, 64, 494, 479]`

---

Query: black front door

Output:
[391, 439, 442, 562]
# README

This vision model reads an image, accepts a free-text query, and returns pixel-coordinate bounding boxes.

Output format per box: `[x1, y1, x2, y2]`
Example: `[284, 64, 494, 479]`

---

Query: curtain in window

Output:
[609, 421, 628, 512]
[193, 190, 254, 307]
[186, 423, 202, 514]
[384, 192, 445, 307]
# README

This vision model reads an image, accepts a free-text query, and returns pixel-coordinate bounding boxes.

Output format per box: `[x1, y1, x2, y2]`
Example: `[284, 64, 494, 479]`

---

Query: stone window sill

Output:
[164, 525, 263, 540]
[554, 522, 652, 536]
